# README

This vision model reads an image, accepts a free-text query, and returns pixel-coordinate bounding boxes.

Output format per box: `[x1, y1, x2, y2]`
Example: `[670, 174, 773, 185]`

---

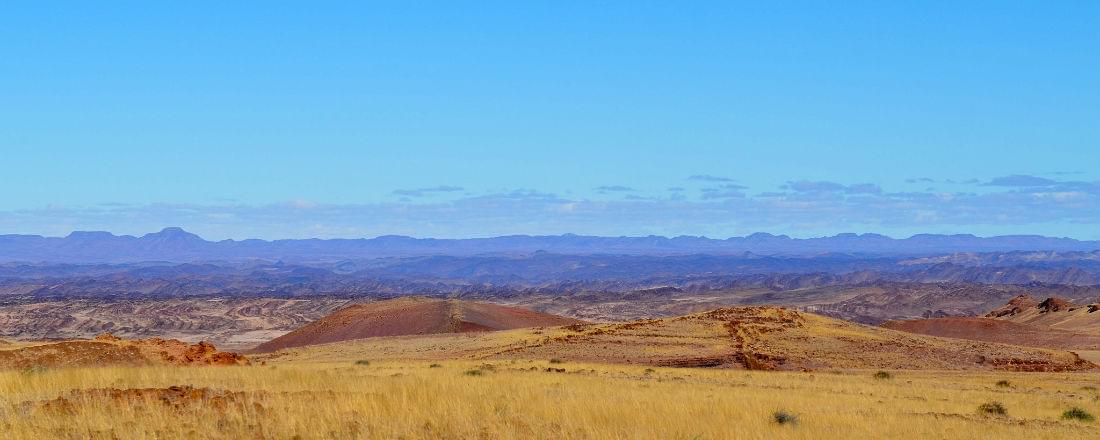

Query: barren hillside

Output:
[258, 306, 1095, 371]
[255, 297, 584, 352]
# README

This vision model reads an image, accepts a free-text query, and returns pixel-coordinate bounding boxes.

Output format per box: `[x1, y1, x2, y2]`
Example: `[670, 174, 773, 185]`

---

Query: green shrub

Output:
[978, 401, 1007, 416]
[1061, 407, 1095, 422]
[772, 411, 799, 426]
[873, 371, 892, 380]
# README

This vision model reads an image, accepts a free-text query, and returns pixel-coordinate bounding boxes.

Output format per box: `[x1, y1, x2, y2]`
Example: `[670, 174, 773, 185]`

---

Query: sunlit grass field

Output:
[1, 360, 1097, 439]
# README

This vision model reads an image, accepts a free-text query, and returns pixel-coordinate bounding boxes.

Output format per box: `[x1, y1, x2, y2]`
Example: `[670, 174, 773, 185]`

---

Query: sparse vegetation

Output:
[0, 363, 1095, 438]
[772, 410, 799, 425]
[995, 380, 1011, 388]
[354, 360, 371, 366]
[873, 371, 892, 380]
[548, 358, 564, 364]
[1061, 407, 1095, 422]
[977, 401, 1007, 416]
[463, 369, 484, 376]
[644, 368, 656, 374]
[429, 363, 442, 368]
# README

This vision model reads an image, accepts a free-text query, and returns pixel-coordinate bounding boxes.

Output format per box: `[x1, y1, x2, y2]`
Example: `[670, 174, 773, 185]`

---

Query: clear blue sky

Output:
[1, 2, 1097, 239]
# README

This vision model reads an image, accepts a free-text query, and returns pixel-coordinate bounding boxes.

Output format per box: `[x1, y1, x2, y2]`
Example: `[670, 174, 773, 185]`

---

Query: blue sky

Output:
[1, 2, 1097, 239]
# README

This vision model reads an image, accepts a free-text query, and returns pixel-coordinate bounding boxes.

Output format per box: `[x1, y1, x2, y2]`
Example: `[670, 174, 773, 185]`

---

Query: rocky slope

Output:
[882, 295, 1100, 350]
[987, 295, 1100, 332]
[0, 334, 248, 369]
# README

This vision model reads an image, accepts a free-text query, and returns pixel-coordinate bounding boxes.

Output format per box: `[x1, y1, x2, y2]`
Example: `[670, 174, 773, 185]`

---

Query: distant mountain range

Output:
[1, 227, 1097, 263]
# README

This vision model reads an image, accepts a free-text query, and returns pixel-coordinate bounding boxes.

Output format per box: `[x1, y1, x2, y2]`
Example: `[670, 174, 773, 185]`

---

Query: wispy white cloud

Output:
[983, 174, 1058, 187]
[2, 176, 1096, 240]
[391, 185, 465, 197]
[688, 174, 736, 183]
[700, 184, 748, 200]
[783, 180, 882, 194]
[594, 185, 637, 193]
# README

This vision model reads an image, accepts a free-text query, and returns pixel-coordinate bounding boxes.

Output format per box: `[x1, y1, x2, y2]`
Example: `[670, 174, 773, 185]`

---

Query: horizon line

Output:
[5, 227, 1096, 243]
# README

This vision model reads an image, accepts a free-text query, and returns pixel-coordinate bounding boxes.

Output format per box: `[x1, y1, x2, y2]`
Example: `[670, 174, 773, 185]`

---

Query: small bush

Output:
[463, 369, 484, 376]
[644, 368, 656, 374]
[1062, 407, 1095, 422]
[995, 380, 1011, 388]
[21, 365, 48, 375]
[549, 358, 564, 364]
[873, 371, 892, 380]
[772, 411, 799, 426]
[978, 401, 1007, 416]
[354, 360, 371, 366]
[429, 363, 442, 368]
[1081, 386, 1098, 392]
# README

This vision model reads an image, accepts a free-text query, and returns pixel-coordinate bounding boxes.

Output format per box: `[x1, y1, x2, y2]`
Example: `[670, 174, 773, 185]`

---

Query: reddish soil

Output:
[464, 306, 1095, 372]
[882, 317, 1100, 350]
[255, 297, 584, 352]
[0, 334, 248, 369]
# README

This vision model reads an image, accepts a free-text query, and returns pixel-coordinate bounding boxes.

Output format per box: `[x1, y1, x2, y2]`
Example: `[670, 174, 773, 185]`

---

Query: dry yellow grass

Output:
[1080, 351, 1100, 364]
[1, 360, 1098, 439]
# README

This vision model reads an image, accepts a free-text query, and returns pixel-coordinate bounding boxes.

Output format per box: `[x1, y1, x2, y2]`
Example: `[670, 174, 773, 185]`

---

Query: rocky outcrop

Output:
[0, 335, 248, 370]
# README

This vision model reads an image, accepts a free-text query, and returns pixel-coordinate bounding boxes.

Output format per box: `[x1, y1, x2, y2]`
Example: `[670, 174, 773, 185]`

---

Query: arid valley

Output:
[1, 232, 1099, 438]
[3, 3, 1097, 438]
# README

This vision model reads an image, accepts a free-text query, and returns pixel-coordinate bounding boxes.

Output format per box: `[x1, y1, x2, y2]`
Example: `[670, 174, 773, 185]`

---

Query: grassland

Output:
[1, 360, 1098, 439]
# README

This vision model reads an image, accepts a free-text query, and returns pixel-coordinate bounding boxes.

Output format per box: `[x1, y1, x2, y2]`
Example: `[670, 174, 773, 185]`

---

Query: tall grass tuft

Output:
[1061, 407, 1095, 422]
[977, 402, 1007, 416]
[772, 411, 799, 426]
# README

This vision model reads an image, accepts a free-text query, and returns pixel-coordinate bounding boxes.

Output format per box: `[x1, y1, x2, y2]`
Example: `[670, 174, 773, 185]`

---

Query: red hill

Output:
[255, 297, 583, 352]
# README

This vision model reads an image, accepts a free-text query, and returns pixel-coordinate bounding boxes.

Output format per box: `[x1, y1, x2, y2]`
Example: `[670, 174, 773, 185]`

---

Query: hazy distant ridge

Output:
[0, 227, 1096, 263]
